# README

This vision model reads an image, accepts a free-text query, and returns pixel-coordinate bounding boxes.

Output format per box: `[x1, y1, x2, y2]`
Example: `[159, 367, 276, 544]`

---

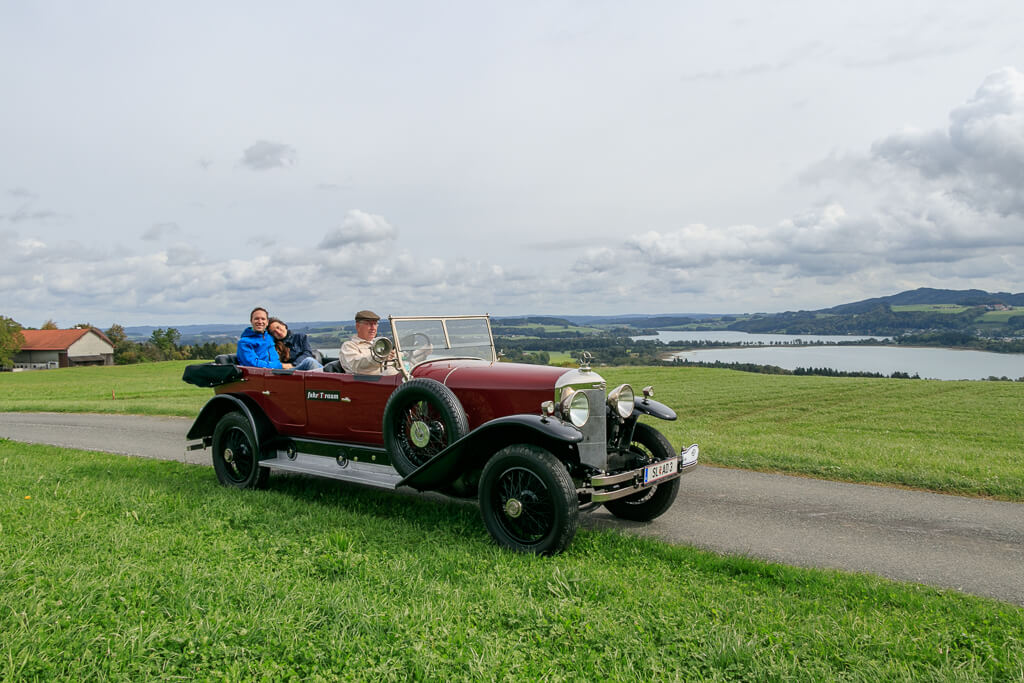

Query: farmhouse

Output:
[13, 328, 115, 369]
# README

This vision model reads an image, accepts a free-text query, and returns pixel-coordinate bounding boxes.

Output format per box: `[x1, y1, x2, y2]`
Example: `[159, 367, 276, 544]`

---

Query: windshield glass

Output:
[391, 316, 495, 364]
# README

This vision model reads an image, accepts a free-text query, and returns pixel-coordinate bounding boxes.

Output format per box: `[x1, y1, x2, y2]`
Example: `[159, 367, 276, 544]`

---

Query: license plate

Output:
[643, 458, 678, 485]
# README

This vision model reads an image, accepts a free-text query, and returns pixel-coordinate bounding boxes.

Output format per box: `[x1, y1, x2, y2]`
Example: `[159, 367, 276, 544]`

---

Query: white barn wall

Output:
[69, 332, 114, 358]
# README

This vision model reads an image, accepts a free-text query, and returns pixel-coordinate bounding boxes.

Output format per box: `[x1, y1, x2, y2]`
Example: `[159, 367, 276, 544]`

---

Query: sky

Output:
[2, 1, 1023, 328]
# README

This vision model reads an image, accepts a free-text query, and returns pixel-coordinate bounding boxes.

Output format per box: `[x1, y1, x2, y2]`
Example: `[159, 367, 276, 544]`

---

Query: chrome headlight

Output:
[559, 388, 590, 427]
[370, 336, 394, 362]
[608, 384, 635, 419]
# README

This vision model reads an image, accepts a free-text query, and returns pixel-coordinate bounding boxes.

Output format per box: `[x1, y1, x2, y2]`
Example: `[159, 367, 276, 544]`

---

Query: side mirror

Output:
[370, 336, 394, 362]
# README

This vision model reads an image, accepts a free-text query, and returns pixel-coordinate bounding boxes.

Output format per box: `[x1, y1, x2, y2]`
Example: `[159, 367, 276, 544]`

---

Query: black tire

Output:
[603, 423, 680, 522]
[211, 412, 270, 489]
[478, 445, 578, 555]
[383, 378, 469, 477]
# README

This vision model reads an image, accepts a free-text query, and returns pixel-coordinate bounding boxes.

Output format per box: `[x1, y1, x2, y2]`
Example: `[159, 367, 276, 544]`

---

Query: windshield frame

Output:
[389, 315, 496, 366]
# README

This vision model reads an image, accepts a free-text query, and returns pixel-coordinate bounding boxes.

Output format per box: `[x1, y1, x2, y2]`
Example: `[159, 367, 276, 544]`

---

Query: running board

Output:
[260, 452, 404, 490]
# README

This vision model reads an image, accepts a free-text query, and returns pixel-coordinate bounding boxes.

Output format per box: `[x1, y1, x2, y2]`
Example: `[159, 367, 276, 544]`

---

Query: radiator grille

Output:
[576, 389, 608, 470]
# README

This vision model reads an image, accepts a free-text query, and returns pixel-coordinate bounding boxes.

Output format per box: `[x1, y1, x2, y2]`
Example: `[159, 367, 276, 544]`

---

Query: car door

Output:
[255, 368, 308, 432]
[303, 372, 402, 444]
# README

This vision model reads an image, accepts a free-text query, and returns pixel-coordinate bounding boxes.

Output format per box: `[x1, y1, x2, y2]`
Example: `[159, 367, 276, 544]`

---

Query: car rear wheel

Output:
[478, 445, 578, 555]
[211, 412, 269, 489]
[603, 423, 680, 521]
[383, 378, 469, 477]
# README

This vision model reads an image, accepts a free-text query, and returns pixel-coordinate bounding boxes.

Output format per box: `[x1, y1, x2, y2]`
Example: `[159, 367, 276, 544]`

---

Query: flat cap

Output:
[355, 310, 381, 322]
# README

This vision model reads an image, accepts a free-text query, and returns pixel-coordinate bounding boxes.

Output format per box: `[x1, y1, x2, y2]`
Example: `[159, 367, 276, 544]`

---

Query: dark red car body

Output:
[184, 315, 698, 554]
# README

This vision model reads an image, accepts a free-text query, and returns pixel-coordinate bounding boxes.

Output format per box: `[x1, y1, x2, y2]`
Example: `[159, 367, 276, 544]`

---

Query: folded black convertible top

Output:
[182, 363, 243, 388]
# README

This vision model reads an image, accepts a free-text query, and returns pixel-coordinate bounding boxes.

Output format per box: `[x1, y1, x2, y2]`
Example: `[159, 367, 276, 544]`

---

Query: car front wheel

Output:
[211, 412, 269, 489]
[383, 378, 469, 477]
[603, 422, 680, 521]
[478, 445, 578, 555]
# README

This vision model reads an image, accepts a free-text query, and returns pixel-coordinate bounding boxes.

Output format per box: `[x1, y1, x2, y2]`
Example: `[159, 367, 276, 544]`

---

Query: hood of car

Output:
[412, 359, 603, 392]
[410, 359, 606, 428]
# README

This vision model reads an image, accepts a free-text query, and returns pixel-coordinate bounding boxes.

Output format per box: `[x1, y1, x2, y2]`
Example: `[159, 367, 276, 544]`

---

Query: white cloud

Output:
[1, 206, 59, 224]
[318, 210, 399, 249]
[869, 67, 1024, 216]
[240, 141, 297, 171]
[552, 68, 1024, 312]
[246, 235, 278, 249]
[141, 222, 181, 241]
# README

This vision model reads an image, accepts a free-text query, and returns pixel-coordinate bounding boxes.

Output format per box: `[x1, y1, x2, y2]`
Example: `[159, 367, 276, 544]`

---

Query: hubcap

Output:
[409, 420, 431, 448]
[493, 466, 554, 544]
[224, 447, 235, 463]
[504, 498, 523, 518]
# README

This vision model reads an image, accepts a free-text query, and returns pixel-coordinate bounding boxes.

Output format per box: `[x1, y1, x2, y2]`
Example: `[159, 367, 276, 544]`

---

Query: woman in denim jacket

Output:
[267, 318, 323, 371]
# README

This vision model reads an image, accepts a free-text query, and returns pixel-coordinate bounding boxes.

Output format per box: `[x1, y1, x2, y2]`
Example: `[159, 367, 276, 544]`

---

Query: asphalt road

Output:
[2, 411, 1022, 606]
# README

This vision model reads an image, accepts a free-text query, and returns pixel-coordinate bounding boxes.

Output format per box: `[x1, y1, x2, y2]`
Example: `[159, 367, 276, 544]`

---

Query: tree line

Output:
[497, 334, 668, 366]
[674, 358, 923, 379]
[729, 304, 1021, 337]
[105, 325, 235, 363]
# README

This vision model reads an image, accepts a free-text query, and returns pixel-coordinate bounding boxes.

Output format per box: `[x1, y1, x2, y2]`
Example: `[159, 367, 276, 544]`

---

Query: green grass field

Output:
[600, 367, 1024, 501]
[2, 442, 1022, 680]
[3, 362, 1020, 500]
[978, 309, 1019, 323]
[540, 350, 575, 364]
[891, 304, 971, 314]
[496, 322, 602, 335]
[0, 361, 202, 416]
[890, 304, 1019, 325]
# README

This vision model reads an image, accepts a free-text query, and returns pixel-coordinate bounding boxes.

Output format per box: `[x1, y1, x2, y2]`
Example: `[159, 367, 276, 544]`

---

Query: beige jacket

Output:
[339, 336, 398, 375]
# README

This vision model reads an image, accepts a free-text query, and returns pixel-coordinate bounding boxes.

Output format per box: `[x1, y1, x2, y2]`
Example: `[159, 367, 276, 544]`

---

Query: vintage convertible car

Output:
[183, 315, 698, 555]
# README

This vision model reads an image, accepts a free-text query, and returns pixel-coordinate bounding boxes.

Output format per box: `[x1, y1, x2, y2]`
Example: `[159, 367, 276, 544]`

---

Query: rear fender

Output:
[398, 414, 583, 491]
[186, 394, 277, 456]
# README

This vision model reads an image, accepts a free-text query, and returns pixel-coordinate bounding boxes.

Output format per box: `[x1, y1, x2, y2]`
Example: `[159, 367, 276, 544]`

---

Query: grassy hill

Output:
[825, 287, 1024, 314]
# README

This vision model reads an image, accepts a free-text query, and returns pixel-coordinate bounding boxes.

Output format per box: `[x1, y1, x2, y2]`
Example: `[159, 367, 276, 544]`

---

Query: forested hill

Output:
[726, 288, 1024, 337]
[823, 288, 1024, 314]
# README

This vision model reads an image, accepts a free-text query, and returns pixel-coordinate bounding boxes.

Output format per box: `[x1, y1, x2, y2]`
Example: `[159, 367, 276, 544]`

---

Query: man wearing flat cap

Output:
[339, 310, 398, 375]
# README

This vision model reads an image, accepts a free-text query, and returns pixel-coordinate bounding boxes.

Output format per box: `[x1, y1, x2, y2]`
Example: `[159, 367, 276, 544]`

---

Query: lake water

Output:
[634, 331, 1024, 381]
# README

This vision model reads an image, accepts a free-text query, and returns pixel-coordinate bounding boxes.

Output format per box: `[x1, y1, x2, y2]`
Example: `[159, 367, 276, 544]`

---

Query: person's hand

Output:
[282, 362, 294, 369]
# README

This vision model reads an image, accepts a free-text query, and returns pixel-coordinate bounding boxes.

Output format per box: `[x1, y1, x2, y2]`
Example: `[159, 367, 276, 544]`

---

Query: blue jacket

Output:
[281, 331, 316, 365]
[236, 327, 282, 369]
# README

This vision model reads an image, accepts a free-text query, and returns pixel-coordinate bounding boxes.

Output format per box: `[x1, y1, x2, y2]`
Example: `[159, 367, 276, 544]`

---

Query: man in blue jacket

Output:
[236, 307, 284, 368]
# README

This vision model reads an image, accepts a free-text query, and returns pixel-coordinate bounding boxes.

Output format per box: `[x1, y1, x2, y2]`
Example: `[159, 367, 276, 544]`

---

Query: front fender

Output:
[398, 414, 583, 491]
[631, 397, 677, 421]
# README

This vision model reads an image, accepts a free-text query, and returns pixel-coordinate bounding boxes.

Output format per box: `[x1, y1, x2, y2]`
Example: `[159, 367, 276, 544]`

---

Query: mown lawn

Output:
[0, 361, 202, 416]
[2, 362, 1023, 500]
[601, 367, 1024, 501]
[2, 442, 1021, 681]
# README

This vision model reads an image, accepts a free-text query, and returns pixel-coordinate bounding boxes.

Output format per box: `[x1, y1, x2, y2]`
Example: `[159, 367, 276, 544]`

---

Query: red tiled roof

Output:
[19, 328, 113, 351]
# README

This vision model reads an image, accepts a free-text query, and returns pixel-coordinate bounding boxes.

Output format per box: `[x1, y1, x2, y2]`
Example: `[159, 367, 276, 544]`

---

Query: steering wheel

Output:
[401, 333, 434, 363]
